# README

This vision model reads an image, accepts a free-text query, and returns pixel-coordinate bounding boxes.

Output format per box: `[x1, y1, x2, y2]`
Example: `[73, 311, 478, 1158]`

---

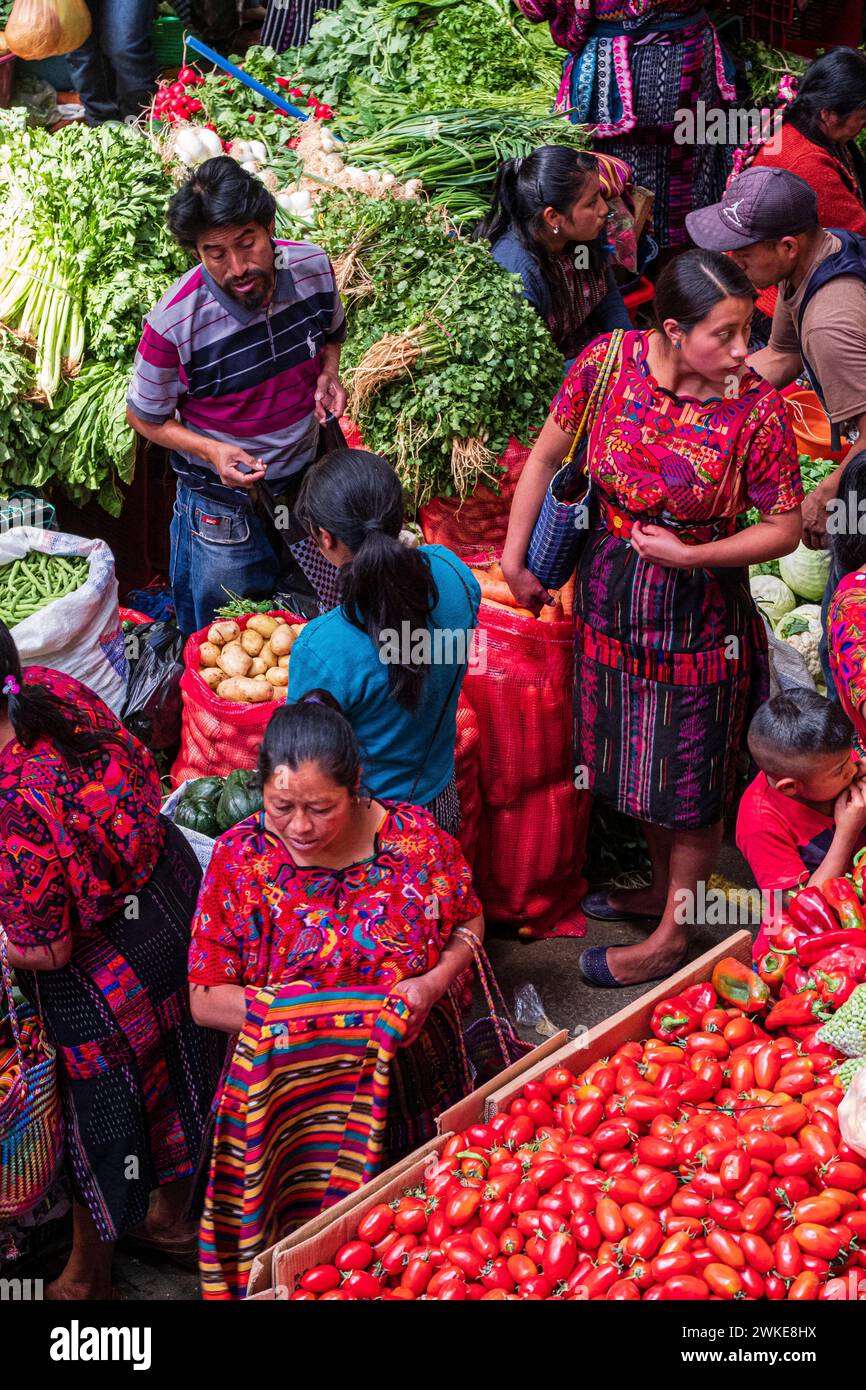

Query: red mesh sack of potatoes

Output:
[460, 597, 590, 939]
[171, 612, 303, 787]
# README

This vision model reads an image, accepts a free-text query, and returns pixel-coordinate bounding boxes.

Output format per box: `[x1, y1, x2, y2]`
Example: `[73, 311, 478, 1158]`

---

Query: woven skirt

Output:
[574, 527, 767, 830]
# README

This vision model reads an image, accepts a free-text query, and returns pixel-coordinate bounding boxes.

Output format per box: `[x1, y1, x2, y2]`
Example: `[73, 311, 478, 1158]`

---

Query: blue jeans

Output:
[170, 483, 280, 636]
[66, 0, 157, 124]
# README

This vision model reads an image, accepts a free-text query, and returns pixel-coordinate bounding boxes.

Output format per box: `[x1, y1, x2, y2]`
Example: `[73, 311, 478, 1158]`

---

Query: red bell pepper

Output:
[810, 967, 858, 1008]
[781, 961, 812, 998]
[650, 994, 701, 1040]
[711, 957, 770, 1012]
[820, 877, 866, 932]
[787, 887, 840, 937]
[765, 990, 830, 1030]
[808, 946, 866, 981]
[797, 930, 866, 967]
[680, 982, 717, 1015]
[757, 950, 796, 992]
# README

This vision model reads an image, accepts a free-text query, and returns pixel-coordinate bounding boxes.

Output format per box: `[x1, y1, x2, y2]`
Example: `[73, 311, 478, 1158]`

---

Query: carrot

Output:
[481, 597, 537, 619]
[539, 602, 565, 623]
[474, 573, 518, 606]
[557, 575, 575, 621]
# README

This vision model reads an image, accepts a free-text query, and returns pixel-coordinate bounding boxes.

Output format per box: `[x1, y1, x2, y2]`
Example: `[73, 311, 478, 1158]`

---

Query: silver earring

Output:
[553, 226, 560, 235]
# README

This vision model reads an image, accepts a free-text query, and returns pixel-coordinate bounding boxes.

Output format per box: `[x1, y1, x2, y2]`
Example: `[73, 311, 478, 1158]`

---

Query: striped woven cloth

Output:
[199, 982, 409, 1299]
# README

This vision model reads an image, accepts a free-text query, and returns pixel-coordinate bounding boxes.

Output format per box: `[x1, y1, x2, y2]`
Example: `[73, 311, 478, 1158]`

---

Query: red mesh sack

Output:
[461, 598, 589, 940]
[454, 697, 481, 868]
[171, 612, 302, 787]
[418, 437, 532, 560]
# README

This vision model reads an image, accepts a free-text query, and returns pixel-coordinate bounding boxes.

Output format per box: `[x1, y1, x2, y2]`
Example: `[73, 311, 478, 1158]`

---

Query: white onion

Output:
[173, 128, 207, 166]
[196, 127, 223, 159]
[241, 160, 260, 174]
[248, 140, 268, 163]
[379, 171, 395, 187]
[320, 130, 337, 153]
[229, 139, 253, 162]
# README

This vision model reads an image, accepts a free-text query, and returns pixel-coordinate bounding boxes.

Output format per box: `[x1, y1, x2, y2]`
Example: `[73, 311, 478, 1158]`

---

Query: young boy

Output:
[738, 690, 866, 923]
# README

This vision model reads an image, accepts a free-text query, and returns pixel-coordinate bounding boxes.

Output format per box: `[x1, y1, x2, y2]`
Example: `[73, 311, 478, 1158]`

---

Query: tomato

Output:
[431, 1277, 468, 1301]
[636, 1136, 677, 1168]
[743, 1132, 786, 1163]
[445, 1187, 483, 1227]
[335, 1240, 373, 1271]
[793, 1223, 841, 1259]
[776, 1175, 812, 1203]
[651, 1252, 695, 1281]
[730, 1056, 755, 1093]
[753, 1043, 782, 1091]
[505, 1115, 535, 1147]
[720, 1150, 750, 1192]
[736, 1171, 769, 1205]
[671, 1189, 709, 1217]
[607, 1278, 640, 1300]
[299, 1264, 341, 1293]
[342, 1270, 381, 1300]
[544, 1066, 574, 1095]
[380, 1234, 418, 1277]
[639, 1171, 678, 1207]
[581, 1263, 621, 1298]
[572, 1215, 602, 1251]
[741, 1196, 774, 1233]
[527, 1098, 555, 1128]
[393, 1198, 427, 1235]
[506, 1253, 539, 1284]
[471, 1227, 499, 1260]
[534, 1160, 569, 1192]
[480, 1258, 516, 1292]
[708, 1197, 742, 1232]
[788, 1271, 821, 1301]
[595, 1197, 626, 1240]
[774, 1149, 815, 1178]
[509, 1180, 540, 1216]
[519, 1276, 554, 1298]
[515, 1211, 543, 1236]
[792, 1194, 841, 1225]
[290, 1291, 317, 1300]
[739, 1231, 774, 1274]
[401, 1254, 436, 1296]
[663, 1274, 710, 1300]
[704, 1263, 743, 1299]
[451, 1245, 486, 1280]
[823, 1161, 866, 1192]
[845, 1211, 866, 1238]
[774, 1232, 803, 1279]
[543, 1232, 578, 1282]
[319, 1290, 349, 1300]
[480, 1199, 510, 1235]
[626, 1220, 664, 1261]
[593, 1122, 633, 1153]
[357, 1204, 393, 1245]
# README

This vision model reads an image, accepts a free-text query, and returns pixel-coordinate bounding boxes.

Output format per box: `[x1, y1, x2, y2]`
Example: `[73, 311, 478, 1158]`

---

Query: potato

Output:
[240, 629, 264, 656]
[259, 642, 275, 668]
[199, 641, 221, 668]
[217, 641, 252, 678]
[246, 614, 279, 639]
[200, 668, 224, 690]
[248, 657, 267, 677]
[266, 666, 288, 687]
[278, 655, 290, 669]
[217, 677, 275, 703]
[270, 625, 296, 657]
[207, 621, 240, 646]
[273, 616, 288, 625]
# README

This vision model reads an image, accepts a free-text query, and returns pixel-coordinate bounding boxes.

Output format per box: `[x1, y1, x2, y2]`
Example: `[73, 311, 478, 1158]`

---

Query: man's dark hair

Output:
[748, 688, 853, 778]
[166, 156, 277, 253]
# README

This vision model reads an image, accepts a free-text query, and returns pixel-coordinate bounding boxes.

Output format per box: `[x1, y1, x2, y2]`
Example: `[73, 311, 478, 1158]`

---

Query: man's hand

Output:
[206, 442, 267, 490]
[834, 780, 866, 839]
[630, 521, 696, 569]
[390, 974, 440, 1048]
[314, 368, 347, 425]
[802, 480, 834, 551]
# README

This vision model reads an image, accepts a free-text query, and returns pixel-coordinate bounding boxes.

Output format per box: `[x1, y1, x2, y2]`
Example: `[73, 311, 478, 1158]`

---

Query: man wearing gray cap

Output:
[686, 166, 866, 552]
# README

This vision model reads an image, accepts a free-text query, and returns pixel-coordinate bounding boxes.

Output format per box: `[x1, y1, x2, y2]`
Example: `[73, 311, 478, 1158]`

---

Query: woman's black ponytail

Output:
[0, 621, 115, 761]
[296, 449, 438, 712]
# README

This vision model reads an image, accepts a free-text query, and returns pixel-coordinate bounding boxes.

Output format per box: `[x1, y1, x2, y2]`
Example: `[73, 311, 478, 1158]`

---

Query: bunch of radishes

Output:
[153, 66, 207, 124]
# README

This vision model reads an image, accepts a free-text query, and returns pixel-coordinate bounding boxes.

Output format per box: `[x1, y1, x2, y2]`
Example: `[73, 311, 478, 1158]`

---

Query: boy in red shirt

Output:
[738, 689, 866, 954]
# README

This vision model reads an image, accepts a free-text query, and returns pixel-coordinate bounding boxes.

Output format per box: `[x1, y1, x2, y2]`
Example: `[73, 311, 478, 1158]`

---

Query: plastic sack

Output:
[514, 983, 559, 1038]
[839, 1065, 866, 1160]
[120, 620, 184, 751]
[419, 438, 532, 561]
[161, 782, 217, 874]
[763, 616, 817, 695]
[171, 611, 302, 787]
[461, 598, 590, 939]
[2, 527, 126, 714]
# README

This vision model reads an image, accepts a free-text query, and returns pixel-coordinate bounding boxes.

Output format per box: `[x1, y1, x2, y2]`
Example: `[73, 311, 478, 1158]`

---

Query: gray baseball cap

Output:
[686, 167, 819, 251]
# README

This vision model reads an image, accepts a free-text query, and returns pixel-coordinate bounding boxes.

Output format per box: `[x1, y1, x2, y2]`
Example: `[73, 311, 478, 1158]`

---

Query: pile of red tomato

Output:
[289, 996, 866, 1300]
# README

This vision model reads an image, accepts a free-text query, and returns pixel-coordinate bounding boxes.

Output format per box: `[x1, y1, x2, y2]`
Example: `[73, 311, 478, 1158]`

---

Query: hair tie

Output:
[362, 519, 383, 535]
[303, 695, 325, 706]
[2, 676, 20, 697]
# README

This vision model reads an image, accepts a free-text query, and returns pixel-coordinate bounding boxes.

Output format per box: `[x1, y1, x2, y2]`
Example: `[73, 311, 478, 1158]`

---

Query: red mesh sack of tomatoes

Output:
[171, 611, 303, 787]
[454, 698, 481, 869]
[461, 597, 590, 939]
[418, 439, 532, 561]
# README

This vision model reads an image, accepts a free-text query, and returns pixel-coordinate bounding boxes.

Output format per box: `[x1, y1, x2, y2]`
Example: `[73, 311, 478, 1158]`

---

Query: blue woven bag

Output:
[526, 330, 624, 589]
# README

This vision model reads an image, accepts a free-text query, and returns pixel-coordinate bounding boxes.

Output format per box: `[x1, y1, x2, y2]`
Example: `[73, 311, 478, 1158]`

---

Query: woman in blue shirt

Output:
[476, 145, 631, 369]
[287, 449, 480, 835]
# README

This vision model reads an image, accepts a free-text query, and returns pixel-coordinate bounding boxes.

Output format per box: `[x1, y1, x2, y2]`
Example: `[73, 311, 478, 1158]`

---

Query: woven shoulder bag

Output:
[0, 928, 64, 1218]
[526, 328, 624, 589]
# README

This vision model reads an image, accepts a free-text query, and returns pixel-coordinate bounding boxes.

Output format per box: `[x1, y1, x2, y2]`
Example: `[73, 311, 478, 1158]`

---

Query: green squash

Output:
[216, 769, 264, 832]
[174, 797, 221, 838]
[182, 776, 224, 805]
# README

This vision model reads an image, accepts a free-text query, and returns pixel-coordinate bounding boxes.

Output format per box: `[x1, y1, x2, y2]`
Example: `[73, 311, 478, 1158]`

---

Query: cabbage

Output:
[750, 574, 797, 628]
[776, 604, 822, 642]
[779, 543, 831, 603]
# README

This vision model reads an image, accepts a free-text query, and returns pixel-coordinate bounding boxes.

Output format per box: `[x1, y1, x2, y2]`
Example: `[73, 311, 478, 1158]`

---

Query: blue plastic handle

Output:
[183, 35, 309, 121]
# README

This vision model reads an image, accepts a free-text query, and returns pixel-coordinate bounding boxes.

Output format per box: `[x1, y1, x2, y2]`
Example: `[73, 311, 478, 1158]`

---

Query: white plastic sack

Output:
[839, 1066, 866, 1161]
[2, 528, 127, 714]
[762, 615, 816, 696]
[161, 782, 216, 874]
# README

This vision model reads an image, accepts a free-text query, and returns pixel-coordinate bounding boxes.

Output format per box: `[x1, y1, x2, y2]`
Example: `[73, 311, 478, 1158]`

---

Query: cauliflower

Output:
[776, 604, 823, 683]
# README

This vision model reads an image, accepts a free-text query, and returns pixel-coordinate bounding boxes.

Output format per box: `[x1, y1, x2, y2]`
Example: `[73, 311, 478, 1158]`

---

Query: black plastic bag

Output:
[121, 621, 185, 752]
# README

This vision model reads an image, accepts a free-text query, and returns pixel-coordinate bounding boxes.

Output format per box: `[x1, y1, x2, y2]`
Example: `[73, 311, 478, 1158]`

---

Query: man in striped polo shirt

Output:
[127, 157, 347, 634]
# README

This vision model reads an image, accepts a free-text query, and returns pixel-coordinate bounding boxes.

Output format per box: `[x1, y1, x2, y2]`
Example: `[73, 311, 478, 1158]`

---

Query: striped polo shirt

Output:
[127, 239, 346, 489]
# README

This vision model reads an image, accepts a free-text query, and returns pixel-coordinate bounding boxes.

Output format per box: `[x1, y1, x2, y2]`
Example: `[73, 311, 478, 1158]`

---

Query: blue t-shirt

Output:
[287, 545, 481, 804]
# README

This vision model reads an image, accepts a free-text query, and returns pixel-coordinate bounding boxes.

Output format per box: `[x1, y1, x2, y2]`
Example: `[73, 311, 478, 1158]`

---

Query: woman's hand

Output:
[390, 974, 441, 1048]
[630, 521, 696, 570]
[499, 557, 556, 616]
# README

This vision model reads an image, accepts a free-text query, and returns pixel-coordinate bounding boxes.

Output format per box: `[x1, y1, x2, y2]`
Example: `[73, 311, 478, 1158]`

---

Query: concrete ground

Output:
[20, 839, 758, 1301]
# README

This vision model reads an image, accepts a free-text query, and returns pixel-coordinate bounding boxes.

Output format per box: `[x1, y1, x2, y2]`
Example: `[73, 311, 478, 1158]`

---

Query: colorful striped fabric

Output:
[200, 983, 409, 1300]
